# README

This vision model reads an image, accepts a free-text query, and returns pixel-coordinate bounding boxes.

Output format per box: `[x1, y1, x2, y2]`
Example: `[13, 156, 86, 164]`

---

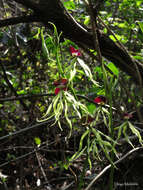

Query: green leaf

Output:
[64, 99, 72, 137]
[87, 104, 96, 114]
[17, 89, 26, 95]
[107, 62, 119, 76]
[63, 0, 76, 10]
[128, 121, 143, 145]
[48, 22, 61, 45]
[41, 29, 50, 58]
[123, 124, 134, 147]
[34, 137, 41, 145]
[109, 34, 122, 42]
[70, 146, 87, 162]
[53, 93, 60, 114]
[116, 123, 124, 141]
[92, 140, 101, 160]
[84, 16, 90, 25]
[79, 129, 89, 151]
[138, 21, 143, 33]
[69, 63, 77, 82]
[42, 103, 53, 118]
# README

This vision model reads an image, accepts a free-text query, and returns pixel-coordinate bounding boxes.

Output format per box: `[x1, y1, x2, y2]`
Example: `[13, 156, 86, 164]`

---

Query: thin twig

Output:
[0, 119, 55, 142]
[0, 149, 36, 168]
[61, 181, 75, 190]
[35, 151, 48, 183]
[0, 93, 54, 103]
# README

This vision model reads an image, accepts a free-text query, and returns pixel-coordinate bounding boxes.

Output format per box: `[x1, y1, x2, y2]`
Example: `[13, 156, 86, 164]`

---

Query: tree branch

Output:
[0, 14, 39, 27]
[12, 0, 40, 12]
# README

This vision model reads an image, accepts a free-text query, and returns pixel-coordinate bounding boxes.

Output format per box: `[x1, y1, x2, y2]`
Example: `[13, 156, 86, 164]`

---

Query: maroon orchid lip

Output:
[55, 88, 60, 95]
[94, 96, 106, 105]
[54, 79, 68, 95]
[54, 87, 67, 95]
[87, 115, 94, 123]
[81, 115, 94, 124]
[123, 113, 133, 120]
[70, 46, 81, 57]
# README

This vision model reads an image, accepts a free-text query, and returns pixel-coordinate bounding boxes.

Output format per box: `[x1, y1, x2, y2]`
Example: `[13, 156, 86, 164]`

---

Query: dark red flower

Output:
[81, 115, 94, 124]
[123, 113, 133, 120]
[54, 78, 68, 95]
[70, 46, 81, 57]
[94, 96, 106, 105]
[54, 78, 68, 87]
[87, 115, 95, 123]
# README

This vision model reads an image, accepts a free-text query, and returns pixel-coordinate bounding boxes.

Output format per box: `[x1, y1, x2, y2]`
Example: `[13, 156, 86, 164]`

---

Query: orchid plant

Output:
[37, 23, 143, 172]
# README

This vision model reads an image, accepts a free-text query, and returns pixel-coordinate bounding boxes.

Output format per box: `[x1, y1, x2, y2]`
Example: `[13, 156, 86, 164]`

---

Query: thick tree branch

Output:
[2, 0, 143, 83]
[12, 0, 40, 11]
[0, 14, 39, 27]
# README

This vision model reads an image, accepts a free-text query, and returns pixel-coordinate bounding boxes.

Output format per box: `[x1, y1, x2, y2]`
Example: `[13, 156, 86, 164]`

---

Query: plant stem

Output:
[77, 155, 88, 190]
[108, 80, 114, 190]
[56, 46, 64, 77]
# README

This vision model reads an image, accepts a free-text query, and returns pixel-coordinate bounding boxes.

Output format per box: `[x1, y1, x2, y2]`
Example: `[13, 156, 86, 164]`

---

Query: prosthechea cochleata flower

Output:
[53, 78, 68, 95]
[94, 96, 106, 105]
[81, 115, 95, 125]
[123, 112, 133, 120]
[70, 46, 81, 57]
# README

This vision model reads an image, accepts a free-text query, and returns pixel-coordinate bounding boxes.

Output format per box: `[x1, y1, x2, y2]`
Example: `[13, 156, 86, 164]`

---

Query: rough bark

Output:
[1, 0, 143, 83]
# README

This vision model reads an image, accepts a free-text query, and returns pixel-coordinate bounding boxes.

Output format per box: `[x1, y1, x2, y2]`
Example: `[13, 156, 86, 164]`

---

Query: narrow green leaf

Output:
[69, 63, 77, 82]
[53, 94, 60, 114]
[64, 100, 72, 137]
[138, 21, 143, 33]
[92, 140, 101, 160]
[128, 121, 143, 145]
[107, 62, 119, 76]
[79, 130, 89, 151]
[37, 113, 55, 122]
[123, 124, 134, 147]
[70, 146, 87, 162]
[41, 29, 50, 58]
[42, 103, 52, 118]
